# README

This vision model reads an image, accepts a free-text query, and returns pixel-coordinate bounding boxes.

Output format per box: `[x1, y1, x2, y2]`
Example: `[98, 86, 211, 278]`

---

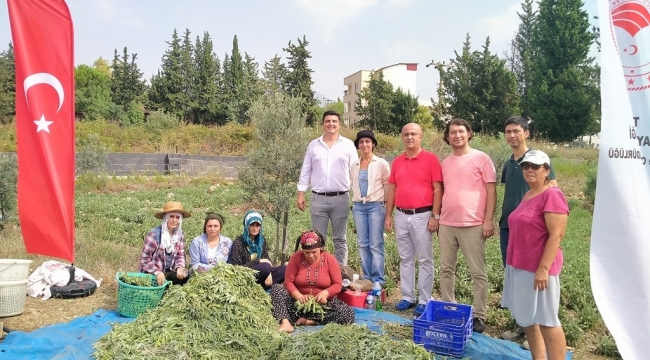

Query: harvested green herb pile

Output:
[278, 323, 432, 359]
[95, 264, 287, 360]
[118, 273, 154, 287]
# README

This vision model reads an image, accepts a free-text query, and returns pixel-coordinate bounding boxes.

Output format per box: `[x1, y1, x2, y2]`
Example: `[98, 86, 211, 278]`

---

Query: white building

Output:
[342, 63, 418, 126]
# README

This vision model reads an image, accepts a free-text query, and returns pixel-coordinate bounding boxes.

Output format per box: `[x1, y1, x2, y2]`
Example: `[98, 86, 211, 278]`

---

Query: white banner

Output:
[592, 1, 650, 359]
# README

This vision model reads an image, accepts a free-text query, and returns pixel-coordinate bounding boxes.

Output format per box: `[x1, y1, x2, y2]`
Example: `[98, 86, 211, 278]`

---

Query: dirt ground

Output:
[1, 280, 611, 360]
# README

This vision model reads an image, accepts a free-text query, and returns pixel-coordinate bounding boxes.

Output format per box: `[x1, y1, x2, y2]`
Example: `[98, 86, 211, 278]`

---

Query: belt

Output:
[396, 206, 432, 215]
[312, 190, 348, 197]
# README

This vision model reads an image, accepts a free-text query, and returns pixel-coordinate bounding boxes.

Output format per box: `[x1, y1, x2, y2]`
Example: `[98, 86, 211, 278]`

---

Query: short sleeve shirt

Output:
[499, 149, 557, 229]
[507, 187, 569, 275]
[440, 149, 496, 227]
[389, 150, 443, 209]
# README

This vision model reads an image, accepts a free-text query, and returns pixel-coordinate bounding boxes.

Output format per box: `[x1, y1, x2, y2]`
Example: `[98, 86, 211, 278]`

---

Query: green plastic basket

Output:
[115, 272, 170, 318]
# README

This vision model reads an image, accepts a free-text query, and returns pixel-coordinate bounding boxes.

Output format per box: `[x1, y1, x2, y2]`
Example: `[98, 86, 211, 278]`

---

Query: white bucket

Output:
[0, 279, 28, 317]
[0, 259, 32, 282]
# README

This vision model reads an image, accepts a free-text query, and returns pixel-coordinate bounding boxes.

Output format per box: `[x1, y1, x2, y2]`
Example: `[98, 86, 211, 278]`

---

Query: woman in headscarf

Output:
[140, 201, 191, 285]
[271, 229, 355, 333]
[189, 212, 233, 274]
[227, 210, 286, 288]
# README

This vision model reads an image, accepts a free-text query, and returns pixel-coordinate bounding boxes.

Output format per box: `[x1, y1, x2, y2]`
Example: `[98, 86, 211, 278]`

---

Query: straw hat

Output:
[154, 201, 191, 219]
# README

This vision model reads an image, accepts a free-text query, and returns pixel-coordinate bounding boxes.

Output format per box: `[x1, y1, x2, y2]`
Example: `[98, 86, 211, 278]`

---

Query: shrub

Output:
[584, 165, 597, 207]
[0, 153, 17, 220]
[76, 133, 108, 174]
[595, 334, 622, 358]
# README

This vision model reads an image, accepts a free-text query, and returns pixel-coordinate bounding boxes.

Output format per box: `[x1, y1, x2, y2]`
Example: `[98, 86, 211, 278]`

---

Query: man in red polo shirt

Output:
[385, 123, 443, 316]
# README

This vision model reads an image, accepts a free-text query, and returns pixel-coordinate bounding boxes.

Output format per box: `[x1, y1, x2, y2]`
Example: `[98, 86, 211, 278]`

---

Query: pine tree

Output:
[284, 36, 316, 125]
[192, 32, 224, 124]
[512, 0, 537, 118]
[438, 34, 519, 134]
[110, 47, 146, 109]
[149, 30, 185, 119]
[224, 35, 246, 123]
[0, 43, 15, 124]
[262, 55, 288, 94]
[528, 0, 596, 142]
[179, 28, 196, 122]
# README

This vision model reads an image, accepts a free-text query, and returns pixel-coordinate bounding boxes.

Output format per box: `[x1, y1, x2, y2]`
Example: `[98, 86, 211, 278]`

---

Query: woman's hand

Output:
[315, 290, 329, 304]
[534, 267, 549, 291]
[297, 294, 310, 303]
[265, 273, 273, 287]
[155, 271, 165, 286]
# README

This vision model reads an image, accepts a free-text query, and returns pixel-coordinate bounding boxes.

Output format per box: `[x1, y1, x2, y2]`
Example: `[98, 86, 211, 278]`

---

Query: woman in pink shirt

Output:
[501, 150, 569, 360]
[271, 229, 355, 333]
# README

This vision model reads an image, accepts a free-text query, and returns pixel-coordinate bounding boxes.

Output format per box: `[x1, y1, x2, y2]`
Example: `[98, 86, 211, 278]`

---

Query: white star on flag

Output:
[34, 114, 53, 133]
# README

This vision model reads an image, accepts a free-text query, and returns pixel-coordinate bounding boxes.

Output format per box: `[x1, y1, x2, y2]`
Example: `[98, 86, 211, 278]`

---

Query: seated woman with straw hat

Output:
[227, 210, 286, 288]
[140, 201, 191, 286]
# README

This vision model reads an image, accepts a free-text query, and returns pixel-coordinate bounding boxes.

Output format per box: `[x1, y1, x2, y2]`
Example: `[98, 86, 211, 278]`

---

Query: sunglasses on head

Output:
[521, 163, 542, 170]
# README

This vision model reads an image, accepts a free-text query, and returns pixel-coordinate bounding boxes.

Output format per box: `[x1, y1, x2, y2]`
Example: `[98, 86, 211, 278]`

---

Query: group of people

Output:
[297, 111, 569, 359]
[138, 202, 353, 333]
[137, 109, 568, 358]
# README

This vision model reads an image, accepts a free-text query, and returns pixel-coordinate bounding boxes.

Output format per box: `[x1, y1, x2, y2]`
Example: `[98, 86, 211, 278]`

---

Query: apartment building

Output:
[342, 63, 417, 126]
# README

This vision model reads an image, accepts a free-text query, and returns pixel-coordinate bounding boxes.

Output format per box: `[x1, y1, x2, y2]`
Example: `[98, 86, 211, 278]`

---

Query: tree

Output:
[437, 34, 520, 134]
[179, 28, 196, 122]
[93, 57, 111, 77]
[75, 64, 112, 121]
[391, 88, 419, 131]
[413, 105, 434, 129]
[355, 72, 395, 133]
[238, 92, 309, 263]
[528, 0, 596, 142]
[110, 47, 146, 125]
[508, 0, 537, 118]
[284, 36, 317, 125]
[192, 32, 224, 124]
[262, 54, 288, 95]
[149, 29, 188, 120]
[0, 43, 15, 124]
[224, 35, 246, 123]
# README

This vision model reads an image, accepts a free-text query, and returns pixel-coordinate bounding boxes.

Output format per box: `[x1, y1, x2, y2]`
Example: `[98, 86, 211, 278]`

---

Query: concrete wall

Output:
[105, 153, 246, 177]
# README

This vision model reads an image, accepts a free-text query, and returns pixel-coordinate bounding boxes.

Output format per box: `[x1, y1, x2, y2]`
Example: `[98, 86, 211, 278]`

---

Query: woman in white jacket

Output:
[350, 130, 390, 285]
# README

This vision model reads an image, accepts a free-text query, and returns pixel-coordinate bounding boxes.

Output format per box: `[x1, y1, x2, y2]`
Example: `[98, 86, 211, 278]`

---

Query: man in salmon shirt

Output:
[438, 118, 497, 334]
[384, 123, 443, 317]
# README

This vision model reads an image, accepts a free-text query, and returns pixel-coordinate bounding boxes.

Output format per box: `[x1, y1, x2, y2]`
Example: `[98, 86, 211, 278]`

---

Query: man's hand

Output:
[427, 217, 439, 233]
[482, 220, 495, 238]
[384, 216, 393, 232]
[297, 192, 306, 211]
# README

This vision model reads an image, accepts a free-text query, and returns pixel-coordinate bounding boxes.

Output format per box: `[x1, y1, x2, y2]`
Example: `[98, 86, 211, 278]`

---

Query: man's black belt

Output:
[396, 206, 433, 215]
[312, 190, 348, 196]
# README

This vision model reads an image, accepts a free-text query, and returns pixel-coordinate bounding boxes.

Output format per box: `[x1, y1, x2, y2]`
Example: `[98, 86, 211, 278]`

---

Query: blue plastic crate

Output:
[413, 300, 473, 357]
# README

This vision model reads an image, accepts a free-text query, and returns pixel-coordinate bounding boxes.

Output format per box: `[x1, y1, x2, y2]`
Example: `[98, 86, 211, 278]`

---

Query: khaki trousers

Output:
[438, 224, 488, 318]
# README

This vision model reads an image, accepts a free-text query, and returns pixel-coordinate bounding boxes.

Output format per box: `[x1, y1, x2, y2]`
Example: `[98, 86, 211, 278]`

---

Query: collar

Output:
[353, 154, 376, 166]
[318, 134, 341, 144]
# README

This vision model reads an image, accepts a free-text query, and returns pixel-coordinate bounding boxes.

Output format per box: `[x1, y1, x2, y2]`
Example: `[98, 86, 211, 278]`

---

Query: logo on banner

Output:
[610, 0, 650, 91]
[23, 72, 65, 133]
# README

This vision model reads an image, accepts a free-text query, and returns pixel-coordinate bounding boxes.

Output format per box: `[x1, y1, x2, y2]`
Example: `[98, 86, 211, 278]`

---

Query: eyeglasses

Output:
[521, 163, 542, 170]
[401, 132, 420, 138]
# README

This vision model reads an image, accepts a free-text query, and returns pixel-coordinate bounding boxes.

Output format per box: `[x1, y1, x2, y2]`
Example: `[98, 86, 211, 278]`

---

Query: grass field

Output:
[0, 126, 619, 358]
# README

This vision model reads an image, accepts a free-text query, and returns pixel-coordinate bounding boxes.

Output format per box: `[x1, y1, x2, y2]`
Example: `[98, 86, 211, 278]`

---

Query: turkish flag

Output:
[8, 0, 75, 262]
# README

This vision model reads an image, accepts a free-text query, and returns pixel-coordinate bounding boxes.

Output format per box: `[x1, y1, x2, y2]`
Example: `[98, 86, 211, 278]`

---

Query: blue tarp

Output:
[0, 308, 572, 359]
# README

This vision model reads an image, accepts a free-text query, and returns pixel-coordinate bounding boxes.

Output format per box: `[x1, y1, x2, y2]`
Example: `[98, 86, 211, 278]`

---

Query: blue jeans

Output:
[352, 202, 385, 284]
[500, 228, 509, 268]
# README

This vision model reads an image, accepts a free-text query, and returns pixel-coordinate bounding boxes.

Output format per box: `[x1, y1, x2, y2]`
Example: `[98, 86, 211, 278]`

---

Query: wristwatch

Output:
[431, 213, 440, 220]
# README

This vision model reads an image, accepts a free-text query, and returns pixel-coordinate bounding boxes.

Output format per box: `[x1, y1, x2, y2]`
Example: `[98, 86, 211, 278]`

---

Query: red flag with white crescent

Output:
[8, 0, 75, 262]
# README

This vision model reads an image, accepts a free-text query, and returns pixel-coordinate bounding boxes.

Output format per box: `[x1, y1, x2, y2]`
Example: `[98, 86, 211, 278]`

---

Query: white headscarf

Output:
[161, 212, 183, 253]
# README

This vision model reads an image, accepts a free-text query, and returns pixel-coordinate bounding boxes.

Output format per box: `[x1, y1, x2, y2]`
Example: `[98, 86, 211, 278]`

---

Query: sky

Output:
[0, 0, 599, 106]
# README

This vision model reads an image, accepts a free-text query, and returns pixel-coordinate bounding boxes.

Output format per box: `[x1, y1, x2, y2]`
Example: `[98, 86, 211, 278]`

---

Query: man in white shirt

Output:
[297, 110, 358, 266]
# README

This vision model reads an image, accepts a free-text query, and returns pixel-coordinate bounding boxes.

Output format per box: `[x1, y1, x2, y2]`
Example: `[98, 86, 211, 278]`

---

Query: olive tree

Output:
[238, 92, 309, 262]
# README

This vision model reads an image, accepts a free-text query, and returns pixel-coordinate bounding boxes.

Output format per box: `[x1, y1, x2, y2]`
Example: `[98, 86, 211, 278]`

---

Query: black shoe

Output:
[473, 317, 485, 333]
